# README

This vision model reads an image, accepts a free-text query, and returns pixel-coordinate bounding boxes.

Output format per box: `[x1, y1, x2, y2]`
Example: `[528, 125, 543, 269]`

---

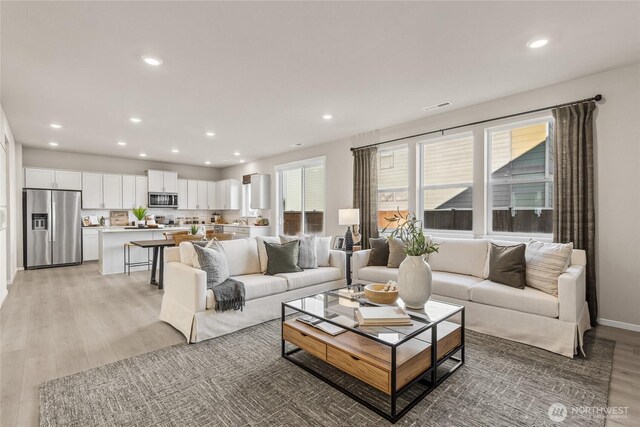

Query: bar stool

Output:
[123, 243, 153, 275]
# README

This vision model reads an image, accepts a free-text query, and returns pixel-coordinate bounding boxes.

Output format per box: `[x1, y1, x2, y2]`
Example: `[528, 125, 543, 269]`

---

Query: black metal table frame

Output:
[281, 297, 465, 424]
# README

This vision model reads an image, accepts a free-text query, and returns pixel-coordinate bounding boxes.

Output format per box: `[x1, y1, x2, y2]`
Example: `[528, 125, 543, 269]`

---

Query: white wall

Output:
[22, 148, 222, 181]
[221, 63, 640, 329]
[1, 104, 21, 306]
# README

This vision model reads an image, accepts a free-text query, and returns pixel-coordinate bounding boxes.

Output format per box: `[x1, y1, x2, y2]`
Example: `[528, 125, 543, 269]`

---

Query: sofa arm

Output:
[329, 250, 346, 279]
[165, 247, 181, 263]
[164, 262, 207, 312]
[558, 264, 586, 323]
[351, 250, 371, 282]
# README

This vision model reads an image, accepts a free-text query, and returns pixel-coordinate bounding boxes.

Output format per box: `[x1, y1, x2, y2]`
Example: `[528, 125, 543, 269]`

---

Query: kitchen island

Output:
[94, 224, 272, 275]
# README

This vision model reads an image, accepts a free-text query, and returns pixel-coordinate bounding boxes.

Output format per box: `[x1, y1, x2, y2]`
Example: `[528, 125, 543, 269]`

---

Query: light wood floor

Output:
[1, 263, 638, 426]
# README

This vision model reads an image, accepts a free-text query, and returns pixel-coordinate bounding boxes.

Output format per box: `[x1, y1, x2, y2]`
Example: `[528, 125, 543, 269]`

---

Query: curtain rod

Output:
[351, 94, 602, 151]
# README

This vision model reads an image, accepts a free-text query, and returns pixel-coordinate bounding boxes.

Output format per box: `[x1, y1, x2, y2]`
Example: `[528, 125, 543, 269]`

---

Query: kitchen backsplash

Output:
[81, 208, 218, 225]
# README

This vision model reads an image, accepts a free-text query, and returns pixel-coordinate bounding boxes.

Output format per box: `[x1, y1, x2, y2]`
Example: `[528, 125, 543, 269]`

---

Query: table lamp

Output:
[338, 208, 360, 251]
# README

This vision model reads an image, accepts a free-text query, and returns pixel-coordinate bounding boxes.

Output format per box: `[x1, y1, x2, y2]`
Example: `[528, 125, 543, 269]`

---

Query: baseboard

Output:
[7, 266, 23, 285]
[597, 318, 640, 332]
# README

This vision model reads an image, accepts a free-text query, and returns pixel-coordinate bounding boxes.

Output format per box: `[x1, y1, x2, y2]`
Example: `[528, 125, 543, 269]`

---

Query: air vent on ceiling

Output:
[422, 101, 452, 112]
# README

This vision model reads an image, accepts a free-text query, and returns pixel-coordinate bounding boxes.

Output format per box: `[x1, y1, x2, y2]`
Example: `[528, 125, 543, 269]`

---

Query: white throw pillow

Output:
[281, 234, 318, 269]
[314, 236, 332, 267]
[218, 238, 261, 276]
[525, 241, 573, 296]
[427, 238, 490, 278]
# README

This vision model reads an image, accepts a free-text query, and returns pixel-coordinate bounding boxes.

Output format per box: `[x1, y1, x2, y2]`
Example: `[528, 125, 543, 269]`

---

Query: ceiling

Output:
[2, 1, 639, 167]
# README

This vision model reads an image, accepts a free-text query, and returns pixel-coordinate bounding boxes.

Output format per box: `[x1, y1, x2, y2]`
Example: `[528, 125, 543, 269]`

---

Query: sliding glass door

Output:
[277, 157, 325, 236]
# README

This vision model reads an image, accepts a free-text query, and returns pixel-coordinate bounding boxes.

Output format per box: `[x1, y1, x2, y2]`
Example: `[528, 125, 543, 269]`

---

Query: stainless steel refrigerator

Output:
[23, 189, 82, 269]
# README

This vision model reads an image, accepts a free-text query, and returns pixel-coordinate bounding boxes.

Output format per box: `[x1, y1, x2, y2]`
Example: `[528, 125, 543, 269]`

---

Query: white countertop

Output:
[86, 224, 270, 233]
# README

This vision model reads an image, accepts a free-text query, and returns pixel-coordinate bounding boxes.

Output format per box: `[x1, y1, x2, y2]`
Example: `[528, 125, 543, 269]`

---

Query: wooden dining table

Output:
[129, 238, 176, 289]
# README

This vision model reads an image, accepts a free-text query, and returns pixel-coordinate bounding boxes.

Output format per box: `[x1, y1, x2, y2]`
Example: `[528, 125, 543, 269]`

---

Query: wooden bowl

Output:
[364, 283, 399, 304]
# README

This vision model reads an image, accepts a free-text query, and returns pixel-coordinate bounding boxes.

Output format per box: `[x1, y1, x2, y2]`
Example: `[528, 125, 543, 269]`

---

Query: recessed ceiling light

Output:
[206, 132, 215, 137]
[233, 151, 240, 156]
[422, 101, 452, 112]
[290, 143, 304, 147]
[171, 149, 179, 153]
[142, 56, 163, 66]
[139, 153, 147, 157]
[239, 160, 246, 163]
[130, 117, 142, 123]
[322, 114, 333, 120]
[205, 161, 211, 165]
[48, 142, 59, 146]
[117, 141, 127, 146]
[527, 38, 548, 49]
[49, 123, 62, 129]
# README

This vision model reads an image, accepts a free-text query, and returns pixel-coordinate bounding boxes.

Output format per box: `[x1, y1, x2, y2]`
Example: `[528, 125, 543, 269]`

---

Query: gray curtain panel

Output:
[352, 146, 379, 249]
[552, 101, 597, 326]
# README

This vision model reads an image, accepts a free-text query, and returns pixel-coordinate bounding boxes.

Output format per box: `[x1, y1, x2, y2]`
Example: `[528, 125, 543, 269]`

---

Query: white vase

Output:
[398, 255, 432, 310]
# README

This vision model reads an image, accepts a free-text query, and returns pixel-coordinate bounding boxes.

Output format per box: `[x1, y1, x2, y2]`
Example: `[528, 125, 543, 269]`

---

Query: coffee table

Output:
[281, 284, 465, 423]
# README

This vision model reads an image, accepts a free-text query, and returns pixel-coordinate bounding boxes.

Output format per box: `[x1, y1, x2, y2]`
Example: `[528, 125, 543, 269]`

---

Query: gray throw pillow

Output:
[488, 243, 526, 289]
[368, 237, 390, 266]
[192, 243, 229, 288]
[280, 234, 318, 269]
[264, 241, 303, 275]
[387, 238, 407, 268]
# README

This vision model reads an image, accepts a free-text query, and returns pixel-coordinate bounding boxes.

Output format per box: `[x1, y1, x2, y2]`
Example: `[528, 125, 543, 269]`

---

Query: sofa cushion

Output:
[358, 266, 399, 283]
[431, 271, 483, 301]
[192, 243, 229, 287]
[488, 243, 526, 289]
[368, 237, 390, 266]
[256, 236, 281, 273]
[281, 234, 318, 269]
[470, 280, 559, 318]
[428, 238, 489, 278]
[218, 238, 261, 276]
[264, 241, 303, 275]
[314, 236, 332, 267]
[206, 274, 288, 308]
[276, 267, 341, 291]
[387, 238, 407, 268]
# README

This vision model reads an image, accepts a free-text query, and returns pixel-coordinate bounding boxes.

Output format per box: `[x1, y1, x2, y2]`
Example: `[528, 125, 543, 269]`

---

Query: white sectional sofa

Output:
[352, 237, 591, 358]
[160, 237, 347, 343]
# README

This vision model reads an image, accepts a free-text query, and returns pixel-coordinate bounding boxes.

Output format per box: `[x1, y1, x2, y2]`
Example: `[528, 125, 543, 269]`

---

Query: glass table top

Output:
[283, 284, 463, 346]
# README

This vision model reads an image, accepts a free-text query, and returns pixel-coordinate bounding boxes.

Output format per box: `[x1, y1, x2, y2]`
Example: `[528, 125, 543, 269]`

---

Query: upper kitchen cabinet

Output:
[82, 172, 103, 209]
[122, 175, 136, 209]
[250, 174, 271, 210]
[217, 179, 241, 210]
[24, 168, 82, 190]
[135, 176, 148, 207]
[177, 179, 188, 210]
[207, 181, 217, 210]
[187, 180, 209, 210]
[102, 174, 123, 209]
[147, 170, 178, 193]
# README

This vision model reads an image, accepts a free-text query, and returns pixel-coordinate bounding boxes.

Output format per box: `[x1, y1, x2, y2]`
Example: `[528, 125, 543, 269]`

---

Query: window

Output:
[276, 157, 325, 235]
[420, 133, 473, 231]
[487, 119, 554, 234]
[377, 145, 408, 230]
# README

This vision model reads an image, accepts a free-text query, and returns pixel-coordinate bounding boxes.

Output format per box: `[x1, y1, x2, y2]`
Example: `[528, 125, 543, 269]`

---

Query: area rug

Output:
[40, 321, 614, 427]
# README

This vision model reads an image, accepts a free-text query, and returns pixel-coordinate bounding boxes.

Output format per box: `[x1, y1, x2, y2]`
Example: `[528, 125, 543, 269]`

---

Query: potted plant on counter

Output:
[132, 206, 147, 228]
[190, 224, 199, 236]
[383, 210, 439, 309]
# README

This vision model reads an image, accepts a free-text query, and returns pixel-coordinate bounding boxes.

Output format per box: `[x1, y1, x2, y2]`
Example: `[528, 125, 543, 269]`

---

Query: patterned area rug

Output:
[40, 321, 614, 427]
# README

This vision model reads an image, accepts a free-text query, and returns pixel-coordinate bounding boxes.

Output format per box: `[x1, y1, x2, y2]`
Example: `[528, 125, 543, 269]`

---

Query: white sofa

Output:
[352, 237, 591, 358]
[160, 237, 347, 343]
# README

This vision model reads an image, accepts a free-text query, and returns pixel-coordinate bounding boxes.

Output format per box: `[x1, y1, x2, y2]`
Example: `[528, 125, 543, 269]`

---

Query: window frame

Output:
[377, 143, 410, 232]
[485, 116, 555, 238]
[418, 131, 474, 234]
[274, 156, 326, 236]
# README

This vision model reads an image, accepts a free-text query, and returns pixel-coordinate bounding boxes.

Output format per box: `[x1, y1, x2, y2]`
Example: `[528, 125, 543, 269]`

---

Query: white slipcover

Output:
[432, 271, 483, 300]
[428, 238, 489, 278]
[276, 267, 341, 290]
[470, 280, 559, 318]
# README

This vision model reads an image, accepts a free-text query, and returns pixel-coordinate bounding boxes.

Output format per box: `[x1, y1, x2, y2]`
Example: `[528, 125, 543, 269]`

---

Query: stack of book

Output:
[356, 306, 412, 326]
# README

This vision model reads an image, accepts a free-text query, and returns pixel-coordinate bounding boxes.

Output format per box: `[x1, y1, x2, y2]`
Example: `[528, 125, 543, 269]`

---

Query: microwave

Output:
[148, 193, 178, 208]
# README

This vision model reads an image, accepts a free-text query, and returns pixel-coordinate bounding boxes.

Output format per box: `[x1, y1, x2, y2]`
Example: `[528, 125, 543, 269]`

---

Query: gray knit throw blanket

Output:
[211, 278, 245, 312]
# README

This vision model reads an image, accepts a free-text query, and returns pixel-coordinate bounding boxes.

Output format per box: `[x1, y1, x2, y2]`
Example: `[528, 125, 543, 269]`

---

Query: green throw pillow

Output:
[264, 241, 303, 275]
[489, 243, 526, 289]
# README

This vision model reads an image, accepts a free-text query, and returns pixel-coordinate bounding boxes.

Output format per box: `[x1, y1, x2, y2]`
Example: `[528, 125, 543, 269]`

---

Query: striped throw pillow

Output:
[525, 241, 573, 296]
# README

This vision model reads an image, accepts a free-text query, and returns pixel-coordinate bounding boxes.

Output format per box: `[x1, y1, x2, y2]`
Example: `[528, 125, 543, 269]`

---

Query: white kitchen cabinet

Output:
[82, 173, 103, 209]
[207, 181, 217, 210]
[187, 180, 198, 209]
[147, 170, 178, 193]
[250, 174, 271, 209]
[135, 176, 147, 207]
[217, 179, 241, 210]
[177, 179, 188, 210]
[102, 174, 123, 209]
[25, 168, 55, 189]
[82, 228, 99, 261]
[24, 168, 82, 190]
[122, 175, 136, 209]
[54, 170, 82, 190]
[197, 181, 208, 210]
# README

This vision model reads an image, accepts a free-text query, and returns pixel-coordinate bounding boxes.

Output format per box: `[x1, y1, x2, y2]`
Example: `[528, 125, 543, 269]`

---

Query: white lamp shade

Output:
[338, 208, 360, 225]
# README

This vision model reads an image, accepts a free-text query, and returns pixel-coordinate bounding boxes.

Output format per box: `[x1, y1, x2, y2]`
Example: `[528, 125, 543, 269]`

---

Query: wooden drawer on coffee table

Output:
[283, 323, 327, 360]
[327, 346, 389, 393]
